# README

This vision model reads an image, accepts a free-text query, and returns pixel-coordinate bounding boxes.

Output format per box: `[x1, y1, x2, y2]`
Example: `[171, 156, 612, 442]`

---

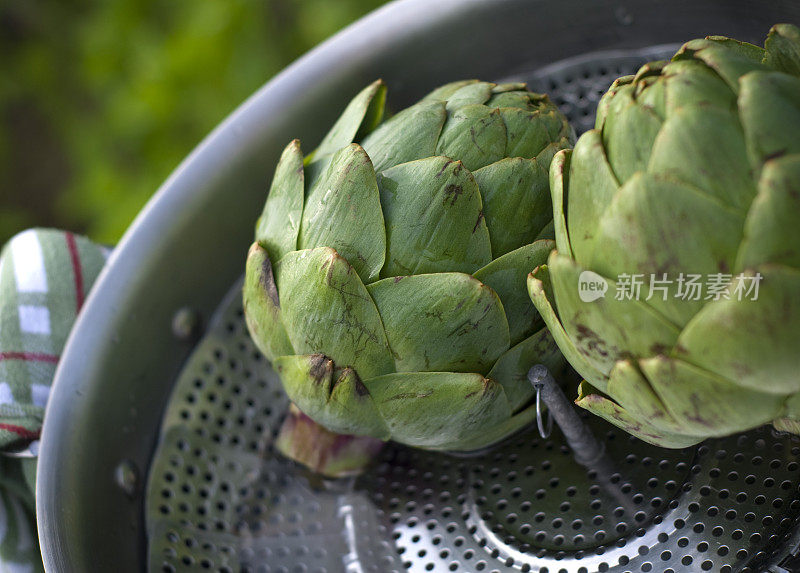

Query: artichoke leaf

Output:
[243, 243, 294, 361]
[599, 83, 662, 184]
[784, 392, 800, 419]
[446, 405, 537, 452]
[763, 23, 800, 77]
[535, 135, 574, 175]
[527, 263, 607, 389]
[444, 82, 494, 111]
[536, 221, 555, 241]
[703, 36, 766, 64]
[547, 252, 681, 376]
[737, 155, 800, 270]
[255, 140, 304, 262]
[275, 247, 394, 378]
[549, 149, 573, 258]
[274, 354, 390, 439]
[648, 105, 756, 212]
[641, 355, 785, 436]
[661, 60, 736, 115]
[314, 79, 386, 159]
[360, 100, 447, 172]
[474, 240, 554, 344]
[564, 131, 621, 263]
[590, 172, 743, 328]
[501, 107, 555, 159]
[422, 80, 480, 102]
[675, 40, 766, 93]
[739, 71, 800, 171]
[595, 75, 633, 129]
[488, 326, 565, 413]
[492, 82, 528, 93]
[365, 371, 511, 448]
[487, 91, 532, 109]
[302, 153, 332, 194]
[377, 156, 492, 277]
[367, 272, 509, 374]
[435, 104, 507, 171]
[676, 264, 800, 394]
[773, 418, 800, 435]
[576, 381, 702, 449]
[473, 157, 551, 258]
[298, 143, 386, 283]
[605, 359, 689, 436]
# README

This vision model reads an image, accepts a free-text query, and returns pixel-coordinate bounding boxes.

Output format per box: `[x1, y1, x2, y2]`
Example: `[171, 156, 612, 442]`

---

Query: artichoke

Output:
[528, 24, 800, 448]
[244, 79, 573, 469]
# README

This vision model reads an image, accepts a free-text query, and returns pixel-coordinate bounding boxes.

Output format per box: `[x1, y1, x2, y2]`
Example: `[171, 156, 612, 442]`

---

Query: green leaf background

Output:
[0, 0, 388, 245]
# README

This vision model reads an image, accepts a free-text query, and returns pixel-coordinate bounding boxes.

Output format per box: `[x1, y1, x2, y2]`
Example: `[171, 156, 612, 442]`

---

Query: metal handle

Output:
[528, 365, 637, 516]
[528, 365, 604, 465]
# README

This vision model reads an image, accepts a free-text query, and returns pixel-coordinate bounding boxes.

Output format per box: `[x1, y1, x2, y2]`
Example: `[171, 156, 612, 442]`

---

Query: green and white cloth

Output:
[0, 229, 109, 571]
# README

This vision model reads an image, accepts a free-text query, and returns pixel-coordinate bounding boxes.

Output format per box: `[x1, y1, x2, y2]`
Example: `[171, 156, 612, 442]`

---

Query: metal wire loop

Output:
[535, 384, 553, 439]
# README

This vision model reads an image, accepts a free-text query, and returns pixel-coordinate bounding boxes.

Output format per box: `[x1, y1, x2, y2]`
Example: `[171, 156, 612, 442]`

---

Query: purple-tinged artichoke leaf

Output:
[275, 405, 385, 478]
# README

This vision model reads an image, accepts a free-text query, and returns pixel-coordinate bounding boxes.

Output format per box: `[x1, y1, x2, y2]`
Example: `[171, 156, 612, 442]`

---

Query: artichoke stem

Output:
[275, 404, 385, 478]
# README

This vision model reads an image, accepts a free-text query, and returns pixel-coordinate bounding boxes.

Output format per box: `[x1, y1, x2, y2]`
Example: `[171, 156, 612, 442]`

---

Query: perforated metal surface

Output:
[146, 48, 800, 573]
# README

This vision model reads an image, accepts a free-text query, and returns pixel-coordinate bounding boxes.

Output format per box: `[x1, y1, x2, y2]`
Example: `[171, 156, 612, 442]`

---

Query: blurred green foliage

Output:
[0, 0, 388, 245]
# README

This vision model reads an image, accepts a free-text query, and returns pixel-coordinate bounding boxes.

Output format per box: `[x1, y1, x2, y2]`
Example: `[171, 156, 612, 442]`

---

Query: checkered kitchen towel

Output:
[0, 228, 109, 571]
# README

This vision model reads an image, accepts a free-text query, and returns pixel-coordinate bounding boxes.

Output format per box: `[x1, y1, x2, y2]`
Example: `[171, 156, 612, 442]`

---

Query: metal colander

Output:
[36, 1, 800, 572]
[143, 46, 800, 573]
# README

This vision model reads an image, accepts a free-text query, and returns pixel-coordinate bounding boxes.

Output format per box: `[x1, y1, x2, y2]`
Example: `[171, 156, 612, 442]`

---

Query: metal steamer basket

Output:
[36, 1, 800, 571]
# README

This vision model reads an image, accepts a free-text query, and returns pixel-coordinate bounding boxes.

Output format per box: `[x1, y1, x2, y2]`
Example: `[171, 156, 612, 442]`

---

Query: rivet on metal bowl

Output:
[114, 459, 139, 498]
[172, 307, 202, 341]
[615, 6, 634, 25]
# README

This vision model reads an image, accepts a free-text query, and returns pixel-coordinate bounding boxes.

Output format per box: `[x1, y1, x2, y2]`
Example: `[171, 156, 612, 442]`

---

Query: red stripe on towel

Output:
[65, 232, 85, 311]
[0, 352, 59, 363]
[0, 424, 40, 440]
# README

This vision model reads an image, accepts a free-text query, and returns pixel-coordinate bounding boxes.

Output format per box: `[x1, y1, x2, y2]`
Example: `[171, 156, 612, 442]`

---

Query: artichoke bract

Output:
[528, 24, 800, 448]
[245, 79, 573, 469]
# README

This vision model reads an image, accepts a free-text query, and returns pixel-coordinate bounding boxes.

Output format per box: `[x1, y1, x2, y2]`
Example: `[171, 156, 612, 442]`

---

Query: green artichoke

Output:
[528, 24, 800, 448]
[245, 79, 573, 463]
